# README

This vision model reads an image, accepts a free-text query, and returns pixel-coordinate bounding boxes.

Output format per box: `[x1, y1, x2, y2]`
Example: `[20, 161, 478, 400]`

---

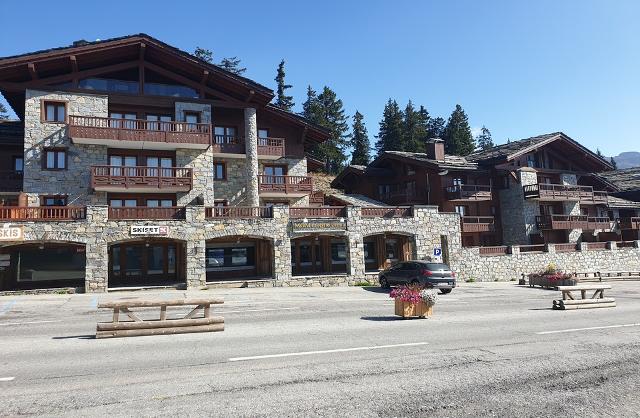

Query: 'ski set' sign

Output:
[130, 225, 169, 236]
[0, 226, 24, 241]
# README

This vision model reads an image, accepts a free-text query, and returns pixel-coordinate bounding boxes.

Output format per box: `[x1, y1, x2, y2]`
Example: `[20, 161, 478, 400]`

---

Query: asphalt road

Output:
[1, 282, 640, 417]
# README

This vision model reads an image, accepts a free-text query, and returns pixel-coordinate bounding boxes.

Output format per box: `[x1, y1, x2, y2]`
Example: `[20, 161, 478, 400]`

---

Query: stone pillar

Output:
[346, 206, 365, 278]
[85, 239, 108, 293]
[499, 168, 538, 245]
[186, 239, 207, 289]
[272, 205, 291, 282]
[244, 107, 260, 207]
[561, 173, 582, 243]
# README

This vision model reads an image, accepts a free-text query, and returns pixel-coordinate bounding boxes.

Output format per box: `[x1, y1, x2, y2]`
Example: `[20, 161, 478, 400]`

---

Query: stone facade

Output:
[244, 107, 260, 206]
[499, 168, 538, 245]
[456, 242, 640, 282]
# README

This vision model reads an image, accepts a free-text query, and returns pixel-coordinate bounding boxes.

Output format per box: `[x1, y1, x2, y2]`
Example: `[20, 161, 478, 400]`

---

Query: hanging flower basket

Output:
[390, 285, 438, 318]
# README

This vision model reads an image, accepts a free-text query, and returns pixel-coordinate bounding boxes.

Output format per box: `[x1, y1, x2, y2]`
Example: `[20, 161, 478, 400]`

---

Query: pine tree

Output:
[0, 102, 9, 120]
[596, 148, 604, 158]
[303, 86, 349, 173]
[476, 125, 494, 151]
[375, 99, 404, 154]
[274, 60, 294, 111]
[219, 57, 246, 75]
[350, 111, 370, 166]
[442, 104, 475, 156]
[194, 47, 213, 63]
[427, 116, 446, 139]
[610, 157, 618, 170]
[402, 101, 426, 152]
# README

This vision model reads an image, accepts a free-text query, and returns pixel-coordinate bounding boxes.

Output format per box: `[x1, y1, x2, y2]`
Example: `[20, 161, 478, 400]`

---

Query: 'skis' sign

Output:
[0, 226, 24, 241]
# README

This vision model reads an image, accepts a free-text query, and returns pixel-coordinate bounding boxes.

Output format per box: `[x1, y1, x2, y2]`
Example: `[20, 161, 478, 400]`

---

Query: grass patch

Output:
[465, 278, 476, 283]
[353, 281, 372, 287]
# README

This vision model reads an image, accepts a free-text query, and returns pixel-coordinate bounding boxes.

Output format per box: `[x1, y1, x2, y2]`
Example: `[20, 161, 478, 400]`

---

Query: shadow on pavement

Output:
[360, 316, 400, 321]
[360, 287, 389, 294]
[52, 335, 95, 340]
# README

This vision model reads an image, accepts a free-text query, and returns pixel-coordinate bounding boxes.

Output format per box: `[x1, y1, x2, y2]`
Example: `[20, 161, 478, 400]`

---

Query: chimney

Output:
[72, 39, 90, 47]
[426, 138, 445, 161]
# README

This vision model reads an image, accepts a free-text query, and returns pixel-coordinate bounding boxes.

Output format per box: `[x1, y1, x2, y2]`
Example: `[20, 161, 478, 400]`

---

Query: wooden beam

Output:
[143, 61, 245, 105]
[28, 63, 38, 80]
[69, 56, 78, 88]
[299, 126, 308, 144]
[245, 89, 255, 102]
[199, 70, 209, 98]
[138, 44, 146, 95]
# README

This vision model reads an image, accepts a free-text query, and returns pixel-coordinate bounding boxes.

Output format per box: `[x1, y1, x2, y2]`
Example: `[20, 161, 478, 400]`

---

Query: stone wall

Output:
[23, 89, 109, 206]
[456, 242, 640, 282]
[499, 168, 538, 245]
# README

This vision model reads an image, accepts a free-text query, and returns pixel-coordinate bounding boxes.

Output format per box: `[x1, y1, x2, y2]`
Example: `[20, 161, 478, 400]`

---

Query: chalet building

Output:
[332, 134, 640, 247]
[0, 35, 638, 292]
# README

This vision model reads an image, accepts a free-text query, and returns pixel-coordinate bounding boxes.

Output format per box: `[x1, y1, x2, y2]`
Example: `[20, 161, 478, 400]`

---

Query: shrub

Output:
[353, 281, 371, 287]
[465, 278, 476, 283]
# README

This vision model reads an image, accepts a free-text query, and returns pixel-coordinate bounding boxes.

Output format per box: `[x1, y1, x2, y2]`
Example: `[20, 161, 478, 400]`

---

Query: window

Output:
[185, 112, 200, 131]
[205, 244, 255, 270]
[109, 112, 137, 129]
[109, 199, 137, 207]
[13, 156, 23, 172]
[453, 178, 464, 186]
[527, 155, 536, 168]
[41, 195, 67, 206]
[330, 240, 347, 265]
[258, 129, 269, 139]
[146, 114, 172, 131]
[214, 126, 237, 143]
[378, 185, 391, 199]
[364, 241, 376, 263]
[263, 165, 286, 184]
[109, 155, 137, 176]
[43, 148, 67, 170]
[385, 239, 399, 261]
[43, 101, 66, 122]
[146, 199, 174, 208]
[213, 162, 226, 180]
[214, 200, 228, 208]
[454, 205, 467, 216]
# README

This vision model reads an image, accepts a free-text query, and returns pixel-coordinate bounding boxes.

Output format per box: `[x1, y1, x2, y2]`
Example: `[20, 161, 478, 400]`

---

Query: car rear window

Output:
[423, 263, 449, 270]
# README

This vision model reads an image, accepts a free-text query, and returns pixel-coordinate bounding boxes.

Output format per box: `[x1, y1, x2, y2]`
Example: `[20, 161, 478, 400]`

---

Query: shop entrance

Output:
[108, 240, 185, 287]
[205, 237, 273, 281]
[291, 235, 348, 276]
[0, 242, 86, 291]
[363, 233, 414, 272]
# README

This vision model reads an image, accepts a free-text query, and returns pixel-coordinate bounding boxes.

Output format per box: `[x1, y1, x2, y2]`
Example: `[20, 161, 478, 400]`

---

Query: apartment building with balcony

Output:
[332, 133, 637, 247]
[0, 34, 330, 291]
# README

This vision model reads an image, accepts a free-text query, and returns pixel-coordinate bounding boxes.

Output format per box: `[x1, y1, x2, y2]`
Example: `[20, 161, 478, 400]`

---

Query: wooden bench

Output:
[573, 271, 640, 282]
[96, 297, 224, 338]
[553, 284, 615, 310]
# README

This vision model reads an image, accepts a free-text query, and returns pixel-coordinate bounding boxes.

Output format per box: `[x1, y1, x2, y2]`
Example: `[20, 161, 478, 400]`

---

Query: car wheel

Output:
[379, 276, 390, 289]
[440, 289, 452, 294]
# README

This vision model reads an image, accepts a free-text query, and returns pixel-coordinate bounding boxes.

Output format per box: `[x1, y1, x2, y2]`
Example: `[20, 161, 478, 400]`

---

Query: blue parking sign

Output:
[433, 247, 442, 257]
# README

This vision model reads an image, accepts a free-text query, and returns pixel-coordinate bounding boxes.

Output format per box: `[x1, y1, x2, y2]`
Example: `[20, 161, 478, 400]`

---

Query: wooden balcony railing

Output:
[586, 217, 613, 230]
[290, 206, 346, 218]
[518, 244, 546, 253]
[379, 189, 426, 205]
[0, 170, 23, 192]
[0, 206, 86, 221]
[91, 166, 193, 191]
[211, 135, 245, 154]
[108, 206, 186, 220]
[616, 241, 636, 248]
[586, 242, 608, 250]
[69, 115, 211, 146]
[619, 217, 640, 230]
[555, 243, 578, 252]
[479, 246, 509, 256]
[309, 191, 325, 205]
[211, 136, 286, 157]
[523, 183, 608, 204]
[461, 216, 495, 233]
[361, 207, 413, 218]
[257, 175, 313, 195]
[445, 185, 492, 201]
[205, 206, 272, 219]
[258, 137, 285, 157]
[535, 215, 589, 230]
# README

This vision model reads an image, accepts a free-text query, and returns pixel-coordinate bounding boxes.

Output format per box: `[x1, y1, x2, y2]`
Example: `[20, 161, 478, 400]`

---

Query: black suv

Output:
[379, 261, 456, 294]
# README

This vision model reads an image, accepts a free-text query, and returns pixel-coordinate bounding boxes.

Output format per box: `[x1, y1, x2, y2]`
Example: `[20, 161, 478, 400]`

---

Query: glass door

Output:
[147, 157, 173, 178]
[109, 155, 137, 176]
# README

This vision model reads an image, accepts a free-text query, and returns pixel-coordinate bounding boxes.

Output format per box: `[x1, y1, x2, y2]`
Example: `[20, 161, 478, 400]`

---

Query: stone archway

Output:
[291, 233, 348, 276]
[362, 232, 415, 272]
[0, 241, 86, 291]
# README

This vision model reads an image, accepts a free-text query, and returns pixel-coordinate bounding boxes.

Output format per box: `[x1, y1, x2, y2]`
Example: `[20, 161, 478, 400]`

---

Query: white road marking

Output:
[537, 323, 640, 335]
[0, 320, 61, 327]
[218, 307, 300, 314]
[228, 342, 429, 362]
[0, 377, 15, 382]
[0, 301, 16, 316]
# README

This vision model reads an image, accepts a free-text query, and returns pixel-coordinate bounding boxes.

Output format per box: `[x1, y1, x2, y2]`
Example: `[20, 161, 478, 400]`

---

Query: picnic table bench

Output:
[574, 271, 640, 282]
[96, 297, 224, 338]
[553, 284, 615, 310]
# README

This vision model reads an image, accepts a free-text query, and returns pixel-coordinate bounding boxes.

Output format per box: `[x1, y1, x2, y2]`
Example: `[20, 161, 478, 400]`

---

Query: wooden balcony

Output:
[289, 207, 347, 218]
[461, 216, 495, 233]
[0, 170, 23, 192]
[205, 206, 272, 219]
[379, 189, 426, 205]
[535, 215, 589, 230]
[108, 206, 186, 220]
[479, 246, 509, 256]
[257, 175, 313, 197]
[91, 166, 192, 192]
[586, 217, 613, 230]
[361, 207, 413, 218]
[445, 185, 492, 201]
[523, 183, 608, 204]
[211, 135, 285, 159]
[619, 217, 640, 230]
[0, 206, 86, 221]
[69, 115, 211, 150]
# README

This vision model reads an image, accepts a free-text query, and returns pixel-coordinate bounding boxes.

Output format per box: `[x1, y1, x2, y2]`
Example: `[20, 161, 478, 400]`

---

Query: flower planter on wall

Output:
[394, 298, 433, 318]
[529, 275, 578, 289]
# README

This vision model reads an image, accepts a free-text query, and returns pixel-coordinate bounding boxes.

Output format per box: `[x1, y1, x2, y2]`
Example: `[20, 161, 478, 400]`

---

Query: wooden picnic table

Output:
[553, 284, 615, 310]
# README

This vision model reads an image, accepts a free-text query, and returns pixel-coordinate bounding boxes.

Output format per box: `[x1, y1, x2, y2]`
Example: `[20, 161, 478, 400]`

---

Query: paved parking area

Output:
[1, 282, 640, 416]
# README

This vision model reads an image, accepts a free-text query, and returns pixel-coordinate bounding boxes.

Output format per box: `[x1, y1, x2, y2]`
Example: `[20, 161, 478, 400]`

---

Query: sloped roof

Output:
[607, 195, 640, 209]
[383, 151, 479, 170]
[327, 193, 389, 207]
[597, 168, 640, 192]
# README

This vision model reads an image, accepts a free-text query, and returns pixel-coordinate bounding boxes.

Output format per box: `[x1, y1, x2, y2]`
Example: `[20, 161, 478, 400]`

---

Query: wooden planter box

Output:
[394, 298, 433, 318]
[529, 275, 578, 289]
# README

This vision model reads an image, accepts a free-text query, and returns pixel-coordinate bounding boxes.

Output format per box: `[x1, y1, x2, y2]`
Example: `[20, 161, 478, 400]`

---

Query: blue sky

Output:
[1, 0, 639, 155]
